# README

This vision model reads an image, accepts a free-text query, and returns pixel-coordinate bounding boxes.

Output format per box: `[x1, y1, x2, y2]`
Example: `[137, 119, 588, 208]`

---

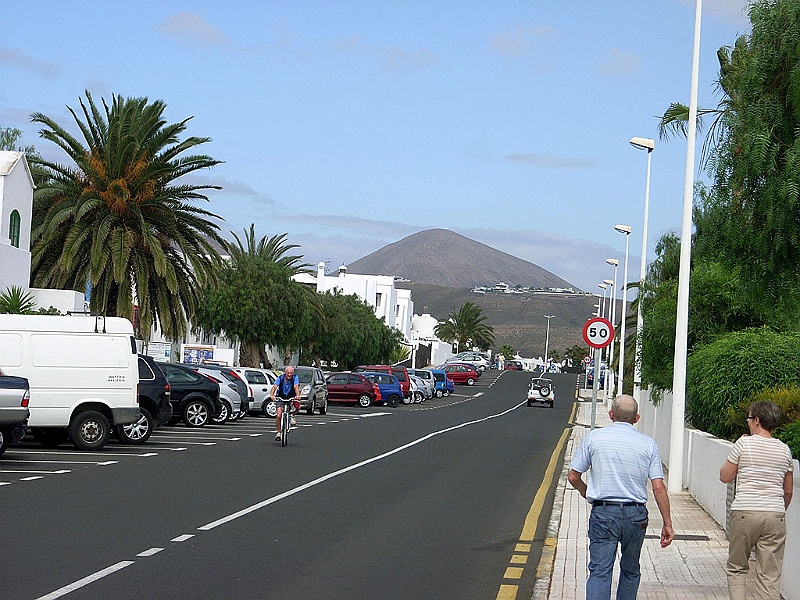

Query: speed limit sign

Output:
[582, 317, 614, 349]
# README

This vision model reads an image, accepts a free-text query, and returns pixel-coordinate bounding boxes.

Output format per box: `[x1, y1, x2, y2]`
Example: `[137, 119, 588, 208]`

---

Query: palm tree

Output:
[29, 92, 226, 340]
[435, 301, 495, 351]
[0, 286, 37, 314]
[227, 224, 311, 273]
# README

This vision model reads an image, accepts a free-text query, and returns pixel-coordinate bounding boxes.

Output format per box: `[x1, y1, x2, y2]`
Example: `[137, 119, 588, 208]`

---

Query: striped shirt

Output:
[728, 435, 793, 512]
[570, 422, 664, 504]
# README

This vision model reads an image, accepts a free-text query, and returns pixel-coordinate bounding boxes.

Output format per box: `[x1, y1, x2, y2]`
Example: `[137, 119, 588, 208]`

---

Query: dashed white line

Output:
[171, 534, 195, 542]
[34, 561, 134, 600]
[137, 548, 164, 557]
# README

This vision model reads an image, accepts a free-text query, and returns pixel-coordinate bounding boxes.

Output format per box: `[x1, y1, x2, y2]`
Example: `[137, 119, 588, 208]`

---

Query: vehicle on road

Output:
[191, 364, 250, 419]
[504, 360, 524, 371]
[360, 372, 403, 407]
[440, 363, 480, 385]
[445, 352, 489, 371]
[193, 367, 241, 424]
[0, 369, 29, 456]
[0, 314, 140, 451]
[430, 369, 454, 397]
[527, 377, 554, 408]
[233, 367, 277, 416]
[159, 362, 222, 427]
[277, 398, 300, 447]
[114, 354, 172, 445]
[325, 372, 381, 407]
[354, 364, 411, 401]
[409, 374, 431, 403]
[278, 366, 328, 415]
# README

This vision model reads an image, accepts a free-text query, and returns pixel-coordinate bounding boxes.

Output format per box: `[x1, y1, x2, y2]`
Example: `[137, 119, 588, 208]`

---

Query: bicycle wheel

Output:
[281, 410, 289, 447]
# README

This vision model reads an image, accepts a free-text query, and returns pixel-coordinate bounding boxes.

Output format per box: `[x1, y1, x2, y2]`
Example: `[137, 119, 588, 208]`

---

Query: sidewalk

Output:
[533, 399, 731, 599]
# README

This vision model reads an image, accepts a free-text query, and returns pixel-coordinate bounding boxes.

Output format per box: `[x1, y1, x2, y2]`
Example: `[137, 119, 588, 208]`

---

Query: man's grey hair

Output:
[611, 395, 638, 424]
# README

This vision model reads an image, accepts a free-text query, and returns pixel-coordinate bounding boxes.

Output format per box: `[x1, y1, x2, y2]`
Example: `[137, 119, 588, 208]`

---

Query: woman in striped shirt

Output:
[719, 400, 794, 600]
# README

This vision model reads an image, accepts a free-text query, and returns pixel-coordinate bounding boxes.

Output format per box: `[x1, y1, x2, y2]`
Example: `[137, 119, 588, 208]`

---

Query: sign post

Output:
[582, 317, 615, 429]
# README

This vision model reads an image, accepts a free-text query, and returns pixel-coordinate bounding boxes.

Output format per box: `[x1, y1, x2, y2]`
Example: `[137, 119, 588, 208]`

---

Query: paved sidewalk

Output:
[533, 400, 732, 599]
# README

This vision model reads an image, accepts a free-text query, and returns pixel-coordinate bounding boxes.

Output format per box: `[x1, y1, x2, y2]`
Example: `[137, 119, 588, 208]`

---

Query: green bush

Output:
[775, 420, 800, 461]
[686, 328, 800, 439]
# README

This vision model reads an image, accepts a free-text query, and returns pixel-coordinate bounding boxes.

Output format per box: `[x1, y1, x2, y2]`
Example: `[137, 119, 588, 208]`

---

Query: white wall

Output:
[30, 288, 85, 314]
[638, 388, 800, 600]
[0, 152, 34, 292]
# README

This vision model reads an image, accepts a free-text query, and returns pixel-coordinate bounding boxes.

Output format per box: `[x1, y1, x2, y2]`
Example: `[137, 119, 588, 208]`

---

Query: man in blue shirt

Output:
[568, 395, 674, 600]
[270, 366, 300, 442]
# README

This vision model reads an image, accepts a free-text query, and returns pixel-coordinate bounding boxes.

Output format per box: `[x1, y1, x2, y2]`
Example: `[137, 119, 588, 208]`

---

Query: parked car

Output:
[408, 370, 435, 399]
[191, 364, 250, 418]
[409, 374, 431, 403]
[325, 372, 381, 407]
[527, 377, 554, 408]
[504, 360, 524, 371]
[232, 368, 277, 416]
[446, 352, 490, 371]
[445, 361, 482, 378]
[193, 366, 242, 423]
[360, 372, 403, 407]
[0, 369, 29, 456]
[354, 364, 411, 400]
[440, 363, 480, 385]
[114, 355, 172, 445]
[429, 369, 454, 397]
[159, 362, 222, 427]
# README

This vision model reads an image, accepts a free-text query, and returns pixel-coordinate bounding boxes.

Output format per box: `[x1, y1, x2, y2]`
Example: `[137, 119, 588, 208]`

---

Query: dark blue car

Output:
[361, 372, 403, 408]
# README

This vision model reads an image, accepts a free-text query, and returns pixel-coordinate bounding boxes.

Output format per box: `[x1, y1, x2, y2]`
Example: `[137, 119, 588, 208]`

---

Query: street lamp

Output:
[614, 225, 631, 397]
[630, 137, 654, 404]
[603, 273, 616, 400]
[544, 315, 555, 369]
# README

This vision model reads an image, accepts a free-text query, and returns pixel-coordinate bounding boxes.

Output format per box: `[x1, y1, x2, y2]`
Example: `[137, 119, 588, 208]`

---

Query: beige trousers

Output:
[726, 510, 786, 600]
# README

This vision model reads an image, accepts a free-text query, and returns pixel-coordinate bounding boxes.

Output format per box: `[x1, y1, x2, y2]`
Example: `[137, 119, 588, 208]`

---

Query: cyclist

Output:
[270, 366, 300, 441]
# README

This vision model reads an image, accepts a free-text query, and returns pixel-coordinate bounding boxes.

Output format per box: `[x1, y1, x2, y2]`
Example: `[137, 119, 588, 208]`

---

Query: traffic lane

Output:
[52, 374, 573, 599]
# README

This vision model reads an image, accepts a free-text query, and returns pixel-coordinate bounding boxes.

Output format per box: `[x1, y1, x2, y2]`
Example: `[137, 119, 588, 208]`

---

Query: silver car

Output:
[193, 367, 242, 422]
[409, 374, 432, 403]
[232, 367, 278, 415]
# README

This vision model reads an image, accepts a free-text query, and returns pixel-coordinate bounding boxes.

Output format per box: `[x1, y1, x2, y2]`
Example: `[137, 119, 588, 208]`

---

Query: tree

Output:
[434, 302, 495, 350]
[0, 286, 37, 314]
[29, 92, 226, 340]
[499, 344, 515, 358]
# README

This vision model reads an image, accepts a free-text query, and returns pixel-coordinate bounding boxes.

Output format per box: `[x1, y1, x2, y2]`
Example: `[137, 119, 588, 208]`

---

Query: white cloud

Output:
[332, 35, 439, 71]
[597, 48, 641, 76]
[0, 46, 59, 77]
[505, 152, 596, 169]
[156, 13, 228, 48]
[489, 26, 556, 57]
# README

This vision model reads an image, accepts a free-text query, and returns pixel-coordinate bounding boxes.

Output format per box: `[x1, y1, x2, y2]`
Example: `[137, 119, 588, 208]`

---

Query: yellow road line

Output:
[496, 584, 518, 600]
[504, 567, 524, 579]
[519, 427, 570, 542]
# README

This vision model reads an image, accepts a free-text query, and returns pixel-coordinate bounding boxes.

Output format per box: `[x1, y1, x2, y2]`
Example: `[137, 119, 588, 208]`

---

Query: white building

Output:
[0, 151, 84, 313]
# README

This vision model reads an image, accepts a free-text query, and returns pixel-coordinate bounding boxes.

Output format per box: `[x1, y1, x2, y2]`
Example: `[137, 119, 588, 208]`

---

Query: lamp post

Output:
[630, 137, 654, 404]
[544, 315, 554, 370]
[614, 225, 631, 397]
[668, 0, 703, 494]
[603, 276, 616, 400]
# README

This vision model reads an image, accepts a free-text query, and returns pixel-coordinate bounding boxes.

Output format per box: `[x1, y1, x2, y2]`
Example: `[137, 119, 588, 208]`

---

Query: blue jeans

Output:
[587, 504, 649, 600]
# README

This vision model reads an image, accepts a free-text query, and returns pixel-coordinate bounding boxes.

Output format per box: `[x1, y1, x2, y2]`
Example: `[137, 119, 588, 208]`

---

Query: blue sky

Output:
[1, 1, 750, 292]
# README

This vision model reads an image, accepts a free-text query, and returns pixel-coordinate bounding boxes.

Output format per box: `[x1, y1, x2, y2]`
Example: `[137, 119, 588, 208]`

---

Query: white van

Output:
[0, 314, 139, 450]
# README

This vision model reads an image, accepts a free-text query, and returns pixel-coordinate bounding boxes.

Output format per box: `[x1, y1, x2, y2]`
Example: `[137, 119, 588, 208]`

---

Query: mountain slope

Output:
[347, 229, 577, 290]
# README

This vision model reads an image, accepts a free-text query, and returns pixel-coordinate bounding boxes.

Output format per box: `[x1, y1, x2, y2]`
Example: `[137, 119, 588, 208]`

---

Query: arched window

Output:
[9, 209, 21, 248]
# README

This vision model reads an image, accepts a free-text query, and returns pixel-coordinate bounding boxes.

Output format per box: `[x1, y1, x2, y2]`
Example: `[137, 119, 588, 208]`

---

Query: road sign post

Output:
[582, 318, 615, 429]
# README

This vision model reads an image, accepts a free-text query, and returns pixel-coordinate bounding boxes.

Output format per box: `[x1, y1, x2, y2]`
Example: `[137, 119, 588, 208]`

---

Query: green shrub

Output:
[686, 328, 800, 439]
[726, 386, 800, 450]
[775, 420, 800, 461]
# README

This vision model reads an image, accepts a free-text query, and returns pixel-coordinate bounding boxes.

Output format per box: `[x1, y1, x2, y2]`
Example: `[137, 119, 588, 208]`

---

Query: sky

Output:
[1, 1, 751, 293]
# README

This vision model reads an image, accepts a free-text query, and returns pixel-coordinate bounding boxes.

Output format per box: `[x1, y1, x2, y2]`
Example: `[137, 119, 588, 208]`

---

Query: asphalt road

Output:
[1, 369, 576, 600]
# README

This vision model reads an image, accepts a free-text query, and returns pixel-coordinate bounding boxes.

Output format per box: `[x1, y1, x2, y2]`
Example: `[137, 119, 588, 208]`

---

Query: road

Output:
[1, 370, 576, 600]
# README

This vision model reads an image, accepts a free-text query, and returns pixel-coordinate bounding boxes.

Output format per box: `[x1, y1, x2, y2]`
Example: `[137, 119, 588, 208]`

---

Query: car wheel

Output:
[435, 389, 443, 398]
[183, 400, 210, 427]
[69, 410, 111, 450]
[114, 408, 154, 445]
[387, 394, 400, 408]
[319, 397, 327, 415]
[402, 394, 412, 405]
[31, 428, 69, 448]
[414, 391, 423, 403]
[444, 390, 452, 396]
[466, 378, 475, 386]
[357, 394, 372, 408]
[0, 427, 10, 456]
[306, 395, 315, 415]
[212, 401, 231, 424]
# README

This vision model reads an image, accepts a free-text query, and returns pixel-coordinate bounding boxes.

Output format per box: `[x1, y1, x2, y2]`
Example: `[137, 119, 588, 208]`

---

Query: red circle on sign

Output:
[582, 317, 614, 349]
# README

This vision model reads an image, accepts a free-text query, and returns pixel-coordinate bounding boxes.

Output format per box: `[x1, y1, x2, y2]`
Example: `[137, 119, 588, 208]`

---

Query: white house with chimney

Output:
[0, 151, 84, 313]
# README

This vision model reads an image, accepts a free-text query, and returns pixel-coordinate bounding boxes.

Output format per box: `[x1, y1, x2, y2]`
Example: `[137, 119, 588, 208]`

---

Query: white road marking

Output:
[171, 534, 195, 542]
[20, 476, 43, 481]
[34, 561, 135, 600]
[137, 548, 163, 557]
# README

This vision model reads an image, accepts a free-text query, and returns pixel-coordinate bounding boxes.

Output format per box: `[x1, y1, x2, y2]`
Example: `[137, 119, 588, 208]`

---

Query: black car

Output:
[159, 363, 222, 427]
[114, 355, 173, 445]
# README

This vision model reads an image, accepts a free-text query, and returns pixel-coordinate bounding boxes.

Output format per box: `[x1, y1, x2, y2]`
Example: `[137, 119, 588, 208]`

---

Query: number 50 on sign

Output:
[582, 317, 614, 349]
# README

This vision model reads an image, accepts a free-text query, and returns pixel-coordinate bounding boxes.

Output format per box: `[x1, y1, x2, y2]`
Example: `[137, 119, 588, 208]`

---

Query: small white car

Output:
[527, 377, 554, 408]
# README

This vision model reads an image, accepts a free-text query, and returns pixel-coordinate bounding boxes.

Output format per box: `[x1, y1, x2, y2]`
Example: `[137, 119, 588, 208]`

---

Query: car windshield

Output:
[295, 370, 313, 383]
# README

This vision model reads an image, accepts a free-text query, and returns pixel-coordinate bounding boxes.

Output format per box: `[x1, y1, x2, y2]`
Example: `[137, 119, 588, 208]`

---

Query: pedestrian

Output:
[719, 400, 794, 600]
[567, 394, 674, 600]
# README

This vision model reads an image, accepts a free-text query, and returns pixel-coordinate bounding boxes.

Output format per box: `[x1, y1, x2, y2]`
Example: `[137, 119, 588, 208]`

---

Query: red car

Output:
[504, 360, 523, 371]
[325, 372, 381, 408]
[441, 363, 480, 386]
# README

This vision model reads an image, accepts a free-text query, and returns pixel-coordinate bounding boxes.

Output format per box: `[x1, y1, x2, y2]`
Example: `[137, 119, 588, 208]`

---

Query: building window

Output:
[375, 292, 382, 307]
[9, 210, 21, 248]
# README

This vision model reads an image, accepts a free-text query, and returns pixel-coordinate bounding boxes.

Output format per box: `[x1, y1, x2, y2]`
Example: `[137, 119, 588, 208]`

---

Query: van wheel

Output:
[183, 400, 210, 427]
[32, 428, 69, 447]
[114, 408, 154, 444]
[358, 394, 372, 408]
[69, 411, 111, 451]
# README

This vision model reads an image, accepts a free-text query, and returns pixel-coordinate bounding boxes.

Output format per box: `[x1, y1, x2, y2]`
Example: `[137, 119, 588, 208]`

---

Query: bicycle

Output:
[276, 397, 299, 447]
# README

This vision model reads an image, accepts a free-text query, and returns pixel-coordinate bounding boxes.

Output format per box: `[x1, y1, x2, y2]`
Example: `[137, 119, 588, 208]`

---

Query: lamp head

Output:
[603, 279, 613, 286]
[614, 224, 631, 235]
[544, 314, 554, 319]
[598, 283, 607, 290]
[605, 258, 619, 267]
[629, 137, 655, 152]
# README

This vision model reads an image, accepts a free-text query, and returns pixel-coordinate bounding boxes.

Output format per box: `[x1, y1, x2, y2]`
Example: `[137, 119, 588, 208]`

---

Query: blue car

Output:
[361, 372, 403, 408]
[430, 369, 454, 397]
